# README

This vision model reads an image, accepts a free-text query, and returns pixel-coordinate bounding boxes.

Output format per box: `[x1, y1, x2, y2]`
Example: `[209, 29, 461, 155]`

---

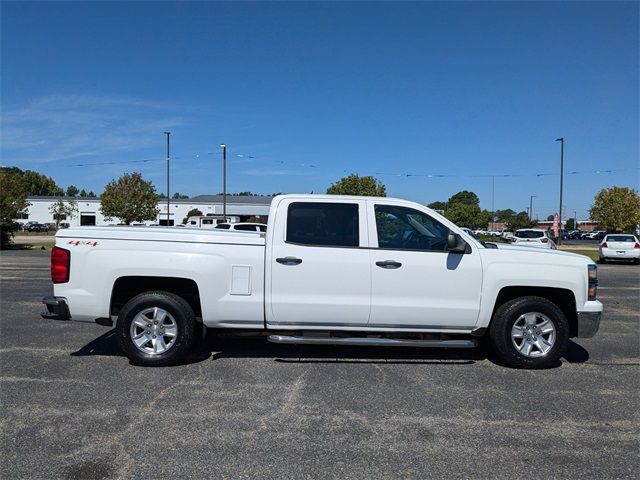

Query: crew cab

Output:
[42, 195, 602, 368]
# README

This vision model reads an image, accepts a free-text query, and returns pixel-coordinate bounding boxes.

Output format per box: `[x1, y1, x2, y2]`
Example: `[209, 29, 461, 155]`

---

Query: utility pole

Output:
[220, 143, 227, 221]
[555, 137, 564, 245]
[491, 175, 495, 230]
[529, 195, 536, 220]
[164, 131, 171, 226]
[574, 210, 578, 230]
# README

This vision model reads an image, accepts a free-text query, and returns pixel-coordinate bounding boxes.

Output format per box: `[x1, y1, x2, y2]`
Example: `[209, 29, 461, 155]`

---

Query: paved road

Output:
[1, 251, 638, 479]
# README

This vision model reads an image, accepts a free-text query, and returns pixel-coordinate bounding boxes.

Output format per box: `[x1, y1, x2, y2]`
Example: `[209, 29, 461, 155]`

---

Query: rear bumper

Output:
[600, 248, 640, 260]
[41, 296, 71, 321]
[576, 311, 601, 338]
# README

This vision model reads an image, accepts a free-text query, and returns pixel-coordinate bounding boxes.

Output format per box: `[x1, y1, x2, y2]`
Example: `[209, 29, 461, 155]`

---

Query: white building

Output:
[17, 195, 273, 226]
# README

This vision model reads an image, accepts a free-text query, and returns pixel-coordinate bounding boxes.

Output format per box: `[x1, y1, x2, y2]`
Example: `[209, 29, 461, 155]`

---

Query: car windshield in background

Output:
[606, 235, 635, 242]
[515, 230, 544, 238]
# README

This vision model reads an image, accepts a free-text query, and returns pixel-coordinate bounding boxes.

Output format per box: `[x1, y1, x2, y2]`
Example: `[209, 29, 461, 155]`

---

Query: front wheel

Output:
[489, 296, 570, 369]
[117, 291, 196, 367]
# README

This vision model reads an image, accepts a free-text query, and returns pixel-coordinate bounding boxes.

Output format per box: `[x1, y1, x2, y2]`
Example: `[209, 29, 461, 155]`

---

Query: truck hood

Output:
[482, 242, 594, 264]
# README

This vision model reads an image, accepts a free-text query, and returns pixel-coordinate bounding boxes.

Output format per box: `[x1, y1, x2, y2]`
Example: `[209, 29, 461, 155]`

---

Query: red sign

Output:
[552, 213, 560, 237]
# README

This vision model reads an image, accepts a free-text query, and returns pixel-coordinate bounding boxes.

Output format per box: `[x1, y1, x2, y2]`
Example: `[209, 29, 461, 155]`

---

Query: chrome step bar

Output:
[267, 335, 477, 349]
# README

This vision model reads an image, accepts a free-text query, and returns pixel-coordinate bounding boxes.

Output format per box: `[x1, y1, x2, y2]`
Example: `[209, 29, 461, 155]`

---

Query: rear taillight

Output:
[602, 242, 608, 248]
[51, 247, 70, 283]
[634, 243, 640, 249]
[541, 238, 548, 243]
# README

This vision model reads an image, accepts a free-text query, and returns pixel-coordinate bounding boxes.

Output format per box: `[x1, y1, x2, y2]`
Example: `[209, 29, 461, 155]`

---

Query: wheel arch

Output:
[491, 286, 578, 337]
[110, 276, 202, 320]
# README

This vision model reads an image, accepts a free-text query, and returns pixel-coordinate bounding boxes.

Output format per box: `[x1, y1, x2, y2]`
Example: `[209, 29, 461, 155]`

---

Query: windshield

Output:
[515, 230, 544, 239]
[606, 235, 635, 242]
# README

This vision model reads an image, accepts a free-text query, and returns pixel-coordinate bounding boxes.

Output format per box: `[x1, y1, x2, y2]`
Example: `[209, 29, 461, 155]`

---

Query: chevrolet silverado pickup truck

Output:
[42, 194, 602, 368]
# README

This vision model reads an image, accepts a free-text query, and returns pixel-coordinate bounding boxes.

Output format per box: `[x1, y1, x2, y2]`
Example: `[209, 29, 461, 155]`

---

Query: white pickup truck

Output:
[42, 194, 602, 368]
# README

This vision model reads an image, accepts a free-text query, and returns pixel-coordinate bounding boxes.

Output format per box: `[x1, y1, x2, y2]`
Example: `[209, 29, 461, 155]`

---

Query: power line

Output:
[374, 167, 638, 179]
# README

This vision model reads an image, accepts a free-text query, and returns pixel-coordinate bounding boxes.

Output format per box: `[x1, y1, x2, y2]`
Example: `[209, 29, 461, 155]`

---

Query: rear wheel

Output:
[117, 291, 196, 367]
[489, 296, 569, 369]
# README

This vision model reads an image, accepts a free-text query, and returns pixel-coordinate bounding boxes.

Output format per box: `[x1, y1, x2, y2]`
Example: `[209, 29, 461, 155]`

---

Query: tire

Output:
[489, 296, 570, 369]
[599, 257, 606, 264]
[116, 291, 196, 367]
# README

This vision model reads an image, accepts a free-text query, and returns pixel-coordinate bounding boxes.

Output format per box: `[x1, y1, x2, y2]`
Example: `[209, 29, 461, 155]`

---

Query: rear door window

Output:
[286, 202, 359, 247]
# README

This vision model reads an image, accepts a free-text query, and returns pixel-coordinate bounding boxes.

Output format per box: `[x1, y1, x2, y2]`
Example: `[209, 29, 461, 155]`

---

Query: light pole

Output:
[555, 137, 564, 245]
[529, 195, 536, 220]
[164, 131, 171, 226]
[220, 143, 227, 221]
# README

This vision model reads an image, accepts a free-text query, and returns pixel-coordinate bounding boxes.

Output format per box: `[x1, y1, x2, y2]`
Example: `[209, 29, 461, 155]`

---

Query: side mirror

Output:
[447, 232, 469, 253]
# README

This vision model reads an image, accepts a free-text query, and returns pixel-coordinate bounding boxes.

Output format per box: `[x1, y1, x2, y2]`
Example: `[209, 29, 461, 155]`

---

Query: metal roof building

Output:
[16, 195, 274, 227]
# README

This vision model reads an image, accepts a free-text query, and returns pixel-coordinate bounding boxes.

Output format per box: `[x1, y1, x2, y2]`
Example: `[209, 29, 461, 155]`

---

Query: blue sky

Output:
[1, 1, 637, 219]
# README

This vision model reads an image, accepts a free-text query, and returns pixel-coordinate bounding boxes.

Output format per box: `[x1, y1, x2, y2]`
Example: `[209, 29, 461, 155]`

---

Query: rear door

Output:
[266, 198, 371, 328]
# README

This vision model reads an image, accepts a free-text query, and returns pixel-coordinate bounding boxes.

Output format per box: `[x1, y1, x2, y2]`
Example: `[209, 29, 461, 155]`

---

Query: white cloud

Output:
[1, 94, 185, 164]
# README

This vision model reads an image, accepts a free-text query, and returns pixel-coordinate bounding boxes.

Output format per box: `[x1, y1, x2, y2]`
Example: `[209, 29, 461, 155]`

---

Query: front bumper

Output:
[576, 311, 601, 338]
[41, 296, 71, 321]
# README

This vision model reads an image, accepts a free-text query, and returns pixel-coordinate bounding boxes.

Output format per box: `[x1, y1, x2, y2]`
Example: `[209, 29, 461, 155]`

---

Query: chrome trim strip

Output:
[268, 335, 478, 348]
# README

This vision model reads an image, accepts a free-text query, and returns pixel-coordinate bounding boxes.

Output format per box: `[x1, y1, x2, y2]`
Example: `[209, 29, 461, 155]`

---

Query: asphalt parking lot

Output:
[1, 250, 638, 479]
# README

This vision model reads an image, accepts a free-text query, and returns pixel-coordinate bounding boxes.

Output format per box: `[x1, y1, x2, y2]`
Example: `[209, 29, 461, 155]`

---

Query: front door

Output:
[266, 198, 371, 328]
[367, 202, 482, 330]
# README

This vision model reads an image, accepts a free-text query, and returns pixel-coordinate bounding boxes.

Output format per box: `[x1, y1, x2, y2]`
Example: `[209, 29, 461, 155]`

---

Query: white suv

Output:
[512, 229, 557, 249]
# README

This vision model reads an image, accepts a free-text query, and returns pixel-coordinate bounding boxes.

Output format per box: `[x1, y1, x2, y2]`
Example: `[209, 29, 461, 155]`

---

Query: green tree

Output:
[445, 203, 491, 229]
[447, 190, 480, 207]
[547, 214, 555, 221]
[589, 187, 640, 232]
[48, 199, 78, 228]
[21, 169, 64, 196]
[88, 191, 96, 197]
[79, 189, 88, 197]
[182, 208, 203, 224]
[100, 172, 159, 225]
[66, 185, 79, 197]
[326, 174, 386, 197]
[0, 168, 29, 248]
[427, 201, 447, 212]
[172, 192, 189, 199]
[494, 209, 517, 223]
[508, 211, 536, 231]
[565, 218, 575, 230]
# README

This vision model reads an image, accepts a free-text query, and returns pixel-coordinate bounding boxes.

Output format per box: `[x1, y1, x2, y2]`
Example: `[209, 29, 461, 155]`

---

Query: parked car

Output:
[599, 234, 640, 264]
[58, 222, 71, 229]
[27, 223, 49, 232]
[511, 229, 557, 249]
[214, 222, 267, 233]
[42, 194, 602, 370]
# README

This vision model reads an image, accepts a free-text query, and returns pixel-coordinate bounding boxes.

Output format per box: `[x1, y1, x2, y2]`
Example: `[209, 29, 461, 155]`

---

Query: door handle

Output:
[276, 256, 303, 266]
[376, 260, 402, 269]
